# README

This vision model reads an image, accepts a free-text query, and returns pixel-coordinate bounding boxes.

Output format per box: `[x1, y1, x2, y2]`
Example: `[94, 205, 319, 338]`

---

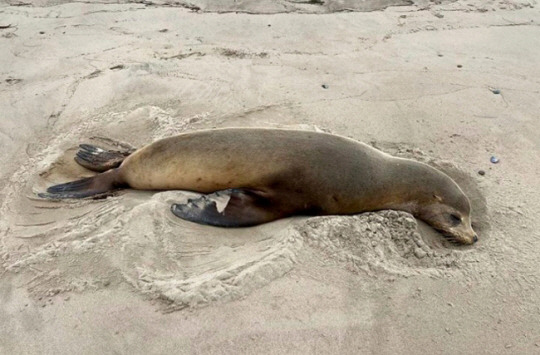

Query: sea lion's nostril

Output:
[473, 235, 478, 243]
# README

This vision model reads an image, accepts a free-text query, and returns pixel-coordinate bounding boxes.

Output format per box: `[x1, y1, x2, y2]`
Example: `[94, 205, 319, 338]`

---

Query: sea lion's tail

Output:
[75, 144, 132, 173]
[39, 169, 122, 199]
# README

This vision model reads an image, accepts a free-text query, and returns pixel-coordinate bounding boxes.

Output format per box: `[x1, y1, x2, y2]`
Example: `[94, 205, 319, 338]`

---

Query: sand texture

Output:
[1, 0, 540, 354]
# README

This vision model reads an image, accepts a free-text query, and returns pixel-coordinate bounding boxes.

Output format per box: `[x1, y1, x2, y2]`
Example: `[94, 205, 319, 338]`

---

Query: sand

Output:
[1, 0, 540, 353]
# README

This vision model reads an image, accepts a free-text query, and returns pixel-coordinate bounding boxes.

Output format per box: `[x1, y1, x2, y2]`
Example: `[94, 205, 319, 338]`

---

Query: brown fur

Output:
[47, 128, 478, 244]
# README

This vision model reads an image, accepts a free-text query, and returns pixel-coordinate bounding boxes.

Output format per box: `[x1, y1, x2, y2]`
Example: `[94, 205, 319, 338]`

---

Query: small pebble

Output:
[414, 248, 427, 259]
[158, 29, 168, 32]
[505, 344, 512, 349]
[478, 170, 485, 176]
[5, 78, 22, 84]
[400, 15, 407, 18]
[39, 31, 45, 34]
[321, 84, 329, 89]
[434, 13, 444, 18]
[491, 89, 501, 94]
[437, 53, 443, 57]
[267, 24, 271, 27]
[457, 64, 463, 68]
[490, 156, 499, 164]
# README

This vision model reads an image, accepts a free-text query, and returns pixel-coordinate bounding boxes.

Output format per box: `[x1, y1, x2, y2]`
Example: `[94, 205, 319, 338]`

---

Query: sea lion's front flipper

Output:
[171, 189, 282, 227]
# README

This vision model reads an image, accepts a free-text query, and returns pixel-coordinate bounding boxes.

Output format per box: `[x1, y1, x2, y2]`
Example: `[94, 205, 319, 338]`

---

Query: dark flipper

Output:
[74, 144, 132, 172]
[39, 169, 120, 199]
[171, 189, 285, 227]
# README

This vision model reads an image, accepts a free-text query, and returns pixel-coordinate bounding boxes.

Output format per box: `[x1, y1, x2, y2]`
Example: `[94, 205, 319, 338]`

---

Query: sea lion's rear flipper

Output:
[39, 169, 121, 199]
[171, 189, 282, 227]
[75, 144, 132, 172]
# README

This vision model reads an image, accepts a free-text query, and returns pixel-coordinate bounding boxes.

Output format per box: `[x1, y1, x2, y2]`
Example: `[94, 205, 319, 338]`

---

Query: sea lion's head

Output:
[391, 159, 479, 245]
[417, 187, 478, 245]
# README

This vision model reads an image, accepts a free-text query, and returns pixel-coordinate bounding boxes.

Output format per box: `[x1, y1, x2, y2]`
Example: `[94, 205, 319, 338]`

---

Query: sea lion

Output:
[41, 128, 478, 245]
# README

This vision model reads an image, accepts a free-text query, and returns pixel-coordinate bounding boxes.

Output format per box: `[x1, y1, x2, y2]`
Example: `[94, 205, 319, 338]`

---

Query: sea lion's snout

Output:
[452, 225, 478, 245]
[460, 233, 478, 245]
[449, 223, 478, 245]
[445, 230, 477, 245]
[462, 221, 478, 245]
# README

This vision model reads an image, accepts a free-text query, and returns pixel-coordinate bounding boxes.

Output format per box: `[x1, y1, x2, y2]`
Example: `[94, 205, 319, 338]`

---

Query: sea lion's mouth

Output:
[435, 228, 472, 245]
[441, 233, 462, 245]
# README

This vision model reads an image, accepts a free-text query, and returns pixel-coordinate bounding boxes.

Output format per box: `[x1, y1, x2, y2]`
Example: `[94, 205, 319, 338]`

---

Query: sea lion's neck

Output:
[374, 157, 441, 217]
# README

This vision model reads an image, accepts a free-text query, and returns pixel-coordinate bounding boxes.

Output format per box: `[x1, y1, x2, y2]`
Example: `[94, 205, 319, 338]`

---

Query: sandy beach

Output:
[1, 0, 539, 353]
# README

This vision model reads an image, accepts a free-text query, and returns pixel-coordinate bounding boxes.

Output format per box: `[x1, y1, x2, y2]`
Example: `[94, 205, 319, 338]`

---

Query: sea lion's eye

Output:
[449, 213, 461, 225]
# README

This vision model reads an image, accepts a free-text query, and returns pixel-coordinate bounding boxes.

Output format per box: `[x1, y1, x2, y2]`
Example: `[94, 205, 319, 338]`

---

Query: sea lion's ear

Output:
[433, 194, 443, 202]
[171, 188, 281, 227]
